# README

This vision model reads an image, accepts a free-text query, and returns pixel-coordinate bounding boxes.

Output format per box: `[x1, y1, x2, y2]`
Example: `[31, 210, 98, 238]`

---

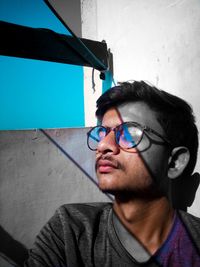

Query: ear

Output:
[168, 147, 190, 179]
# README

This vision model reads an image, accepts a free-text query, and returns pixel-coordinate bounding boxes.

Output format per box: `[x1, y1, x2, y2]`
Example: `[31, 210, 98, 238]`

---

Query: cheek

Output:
[141, 147, 169, 180]
[124, 152, 151, 177]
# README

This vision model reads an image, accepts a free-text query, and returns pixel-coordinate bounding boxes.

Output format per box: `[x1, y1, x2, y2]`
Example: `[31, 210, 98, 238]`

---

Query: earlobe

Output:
[168, 147, 190, 179]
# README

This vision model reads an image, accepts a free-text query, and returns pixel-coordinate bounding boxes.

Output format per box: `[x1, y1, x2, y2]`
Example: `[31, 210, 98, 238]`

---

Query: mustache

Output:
[95, 154, 124, 171]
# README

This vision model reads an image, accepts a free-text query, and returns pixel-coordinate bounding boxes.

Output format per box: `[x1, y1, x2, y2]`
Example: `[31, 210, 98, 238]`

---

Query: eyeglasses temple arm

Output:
[145, 127, 171, 145]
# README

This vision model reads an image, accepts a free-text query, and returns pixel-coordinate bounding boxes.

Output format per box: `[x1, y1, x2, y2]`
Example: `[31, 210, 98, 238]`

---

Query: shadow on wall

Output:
[0, 225, 28, 267]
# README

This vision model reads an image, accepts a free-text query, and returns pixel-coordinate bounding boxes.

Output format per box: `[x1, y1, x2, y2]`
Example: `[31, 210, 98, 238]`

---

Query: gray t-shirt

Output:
[24, 202, 200, 267]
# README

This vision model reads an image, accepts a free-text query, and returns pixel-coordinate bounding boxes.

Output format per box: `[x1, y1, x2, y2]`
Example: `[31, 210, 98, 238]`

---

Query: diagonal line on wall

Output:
[40, 129, 113, 201]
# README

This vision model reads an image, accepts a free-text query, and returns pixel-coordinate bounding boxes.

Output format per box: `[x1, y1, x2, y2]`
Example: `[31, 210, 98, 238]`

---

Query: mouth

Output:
[96, 159, 118, 173]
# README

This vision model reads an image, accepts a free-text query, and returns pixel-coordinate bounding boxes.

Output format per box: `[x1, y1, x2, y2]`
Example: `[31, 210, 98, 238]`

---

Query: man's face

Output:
[95, 101, 171, 197]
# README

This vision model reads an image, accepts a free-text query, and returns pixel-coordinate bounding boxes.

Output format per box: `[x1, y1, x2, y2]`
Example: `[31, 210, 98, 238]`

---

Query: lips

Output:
[97, 159, 118, 173]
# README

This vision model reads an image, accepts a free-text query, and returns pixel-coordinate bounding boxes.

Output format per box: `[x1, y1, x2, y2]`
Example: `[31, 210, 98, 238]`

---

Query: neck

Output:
[113, 194, 175, 254]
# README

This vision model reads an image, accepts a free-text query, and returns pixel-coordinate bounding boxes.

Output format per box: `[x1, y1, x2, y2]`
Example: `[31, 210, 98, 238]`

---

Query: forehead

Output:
[102, 101, 164, 133]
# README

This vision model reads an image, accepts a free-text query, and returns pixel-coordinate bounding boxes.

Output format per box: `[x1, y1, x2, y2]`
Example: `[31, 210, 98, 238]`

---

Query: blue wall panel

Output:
[0, 0, 85, 129]
[0, 56, 84, 129]
[0, 0, 70, 34]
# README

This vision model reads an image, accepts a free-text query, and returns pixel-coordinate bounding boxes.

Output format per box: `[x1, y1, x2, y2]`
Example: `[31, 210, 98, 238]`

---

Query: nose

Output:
[96, 130, 120, 155]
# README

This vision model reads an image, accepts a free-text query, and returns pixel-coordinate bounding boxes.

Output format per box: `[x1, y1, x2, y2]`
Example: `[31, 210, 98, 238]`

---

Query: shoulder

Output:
[178, 210, 200, 226]
[178, 210, 200, 251]
[25, 203, 113, 266]
[40, 202, 112, 242]
[54, 202, 113, 227]
[58, 202, 112, 215]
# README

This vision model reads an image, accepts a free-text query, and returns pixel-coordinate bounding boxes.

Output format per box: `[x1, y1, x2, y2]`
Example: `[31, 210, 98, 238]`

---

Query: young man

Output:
[25, 81, 200, 266]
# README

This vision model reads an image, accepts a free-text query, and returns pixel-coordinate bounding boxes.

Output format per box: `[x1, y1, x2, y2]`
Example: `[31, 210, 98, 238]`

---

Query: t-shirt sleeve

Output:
[24, 208, 67, 267]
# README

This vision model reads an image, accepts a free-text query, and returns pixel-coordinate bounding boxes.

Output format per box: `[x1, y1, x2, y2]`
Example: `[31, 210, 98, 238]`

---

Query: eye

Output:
[91, 126, 107, 142]
[117, 123, 143, 149]
[87, 126, 108, 150]
[98, 127, 107, 141]
[128, 126, 143, 140]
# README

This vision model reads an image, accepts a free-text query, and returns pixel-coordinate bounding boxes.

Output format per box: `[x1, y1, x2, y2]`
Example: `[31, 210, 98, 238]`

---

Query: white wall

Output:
[81, 0, 200, 216]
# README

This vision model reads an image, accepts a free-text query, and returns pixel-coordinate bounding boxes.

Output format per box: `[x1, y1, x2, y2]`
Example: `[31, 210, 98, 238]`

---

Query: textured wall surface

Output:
[0, 129, 110, 266]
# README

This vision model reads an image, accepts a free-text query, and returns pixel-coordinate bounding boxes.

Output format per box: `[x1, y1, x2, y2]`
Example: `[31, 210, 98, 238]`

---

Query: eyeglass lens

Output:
[88, 123, 143, 150]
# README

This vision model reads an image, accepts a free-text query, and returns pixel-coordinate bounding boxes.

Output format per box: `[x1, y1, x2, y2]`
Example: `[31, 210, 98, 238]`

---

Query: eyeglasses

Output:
[87, 121, 171, 151]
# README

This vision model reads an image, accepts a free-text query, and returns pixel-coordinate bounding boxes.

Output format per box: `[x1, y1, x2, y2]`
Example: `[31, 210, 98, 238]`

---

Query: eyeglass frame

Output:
[87, 121, 172, 151]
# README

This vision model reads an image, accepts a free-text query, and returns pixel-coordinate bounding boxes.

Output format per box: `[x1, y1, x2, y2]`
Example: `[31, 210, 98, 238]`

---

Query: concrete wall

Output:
[81, 0, 200, 216]
[0, 129, 109, 267]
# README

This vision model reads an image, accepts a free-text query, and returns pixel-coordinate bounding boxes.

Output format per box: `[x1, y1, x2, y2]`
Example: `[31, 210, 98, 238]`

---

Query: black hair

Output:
[96, 81, 199, 177]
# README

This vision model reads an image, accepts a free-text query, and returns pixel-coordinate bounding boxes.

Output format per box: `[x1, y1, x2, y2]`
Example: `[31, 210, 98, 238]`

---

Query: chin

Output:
[99, 187, 118, 196]
[97, 175, 132, 195]
[98, 181, 128, 195]
[99, 185, 165, 200]
[98, 180, 119, 194]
